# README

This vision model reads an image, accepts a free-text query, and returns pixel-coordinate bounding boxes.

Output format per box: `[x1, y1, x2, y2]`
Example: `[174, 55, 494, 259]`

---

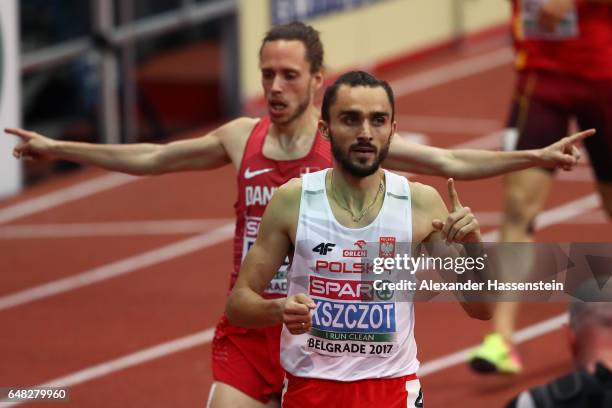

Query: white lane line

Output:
[537, 194, 601, 229]
[512, 313, 568, 343]
[482, 193, 601, 242]
[0, 173, 137, 225]
[392, 47, 513, 97]
[573, 209, 609, 224]
[474, 212, 503, 226]
[452, 130, 503, 150]
[396, 115, 501, 135]
[0, 328, 215, 407]
[0, 218, 233, 239]
[0, 223, 234, 312]
[398, 131, 430, 145]
[417, 313, 568, 377]
[475, 210, 607, 226]
[0, 45, 514, 225]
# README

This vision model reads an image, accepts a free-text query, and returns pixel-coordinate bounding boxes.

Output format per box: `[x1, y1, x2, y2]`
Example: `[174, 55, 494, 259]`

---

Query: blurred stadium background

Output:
[0, 0, 510, 193]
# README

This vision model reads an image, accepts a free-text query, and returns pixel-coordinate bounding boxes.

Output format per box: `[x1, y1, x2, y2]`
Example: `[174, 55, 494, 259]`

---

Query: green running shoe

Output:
[469, 333, 523, 374]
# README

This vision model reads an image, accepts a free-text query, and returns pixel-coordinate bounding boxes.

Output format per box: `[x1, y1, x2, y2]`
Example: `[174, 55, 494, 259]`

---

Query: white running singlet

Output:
[281, 169, 419, 381]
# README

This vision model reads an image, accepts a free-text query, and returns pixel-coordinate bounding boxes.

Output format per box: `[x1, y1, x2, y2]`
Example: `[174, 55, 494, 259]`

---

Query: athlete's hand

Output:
[539, 0, 574, 32]
[539, 128, 594, 171]
[5, 127, 57, 160]
[432, 179, 481, 243]
[282, 294, 316, 335]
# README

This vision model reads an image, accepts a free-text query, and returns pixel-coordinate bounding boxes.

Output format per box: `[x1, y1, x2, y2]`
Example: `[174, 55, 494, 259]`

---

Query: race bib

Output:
[243, 216, 288, 295]
[306, 276, 398, 358]
[521, 0, 578, 40]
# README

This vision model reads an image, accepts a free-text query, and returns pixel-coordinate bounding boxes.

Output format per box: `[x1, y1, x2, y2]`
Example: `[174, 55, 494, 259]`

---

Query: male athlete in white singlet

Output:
[227, 71, 492, 407]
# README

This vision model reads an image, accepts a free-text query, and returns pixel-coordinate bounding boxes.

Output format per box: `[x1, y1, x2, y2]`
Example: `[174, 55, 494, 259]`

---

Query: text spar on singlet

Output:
[307, 276, 397, 357]
[244, 216, 288, 295]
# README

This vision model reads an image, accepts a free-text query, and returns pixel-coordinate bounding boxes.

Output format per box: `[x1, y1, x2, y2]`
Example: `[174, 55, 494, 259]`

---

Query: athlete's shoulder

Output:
[409, 181, 445, 212]
[215, 117, 262, 164]
[263, 178, 302, 231]
[408, 181, 438, 201]
[220, 117, 260, 136]
[275, 177, 303, 204]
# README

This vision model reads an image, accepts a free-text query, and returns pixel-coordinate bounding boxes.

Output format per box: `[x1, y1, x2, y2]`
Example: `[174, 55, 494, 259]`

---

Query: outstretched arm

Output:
[226, 179, 314, 332]
[5, 117, 257, 175]
[384, 129, 594, 180]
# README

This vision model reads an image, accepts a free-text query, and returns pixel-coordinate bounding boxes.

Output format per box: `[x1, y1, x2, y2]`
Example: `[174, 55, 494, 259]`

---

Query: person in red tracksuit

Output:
[470, 0, 612, 376]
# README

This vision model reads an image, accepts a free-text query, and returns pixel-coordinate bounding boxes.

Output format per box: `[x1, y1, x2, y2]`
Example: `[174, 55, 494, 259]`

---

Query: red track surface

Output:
[0, 40, 609, 407]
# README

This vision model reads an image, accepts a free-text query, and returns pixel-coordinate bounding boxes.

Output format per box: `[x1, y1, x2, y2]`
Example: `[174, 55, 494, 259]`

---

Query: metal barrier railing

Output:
[21, 0, 238, 144]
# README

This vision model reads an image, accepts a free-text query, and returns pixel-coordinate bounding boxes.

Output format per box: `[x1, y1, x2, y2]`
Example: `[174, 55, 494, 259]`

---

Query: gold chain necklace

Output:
[331, 172, 385, 223]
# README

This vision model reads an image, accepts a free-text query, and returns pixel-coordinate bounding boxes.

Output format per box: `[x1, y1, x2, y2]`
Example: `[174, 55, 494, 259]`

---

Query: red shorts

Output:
[211, 317, 283, 404]
[506, 69, 612, 181]
[282, 373, 423, 408]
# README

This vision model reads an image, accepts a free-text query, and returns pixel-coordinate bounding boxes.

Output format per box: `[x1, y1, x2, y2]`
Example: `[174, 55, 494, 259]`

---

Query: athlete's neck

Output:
[269, 105, 319, 151]
[329, 167, 385, 212]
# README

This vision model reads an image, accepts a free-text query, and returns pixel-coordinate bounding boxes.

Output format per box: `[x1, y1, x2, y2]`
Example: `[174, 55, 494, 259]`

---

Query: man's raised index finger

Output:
[447, 178, 463, 211]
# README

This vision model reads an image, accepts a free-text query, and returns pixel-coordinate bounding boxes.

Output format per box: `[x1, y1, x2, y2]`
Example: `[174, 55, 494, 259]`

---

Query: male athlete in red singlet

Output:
[7, 21, 591, 407]
[213, 116, 331, 405]
[470, 0, 612, 375]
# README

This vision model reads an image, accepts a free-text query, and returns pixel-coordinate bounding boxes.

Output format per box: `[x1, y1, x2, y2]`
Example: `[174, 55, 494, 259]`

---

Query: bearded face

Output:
[329, 128, 391, 177]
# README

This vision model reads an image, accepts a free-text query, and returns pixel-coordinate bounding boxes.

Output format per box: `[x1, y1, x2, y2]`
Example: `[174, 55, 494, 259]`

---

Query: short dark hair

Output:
[321, 70, 395, 123]
[260, 21, 324, 73]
